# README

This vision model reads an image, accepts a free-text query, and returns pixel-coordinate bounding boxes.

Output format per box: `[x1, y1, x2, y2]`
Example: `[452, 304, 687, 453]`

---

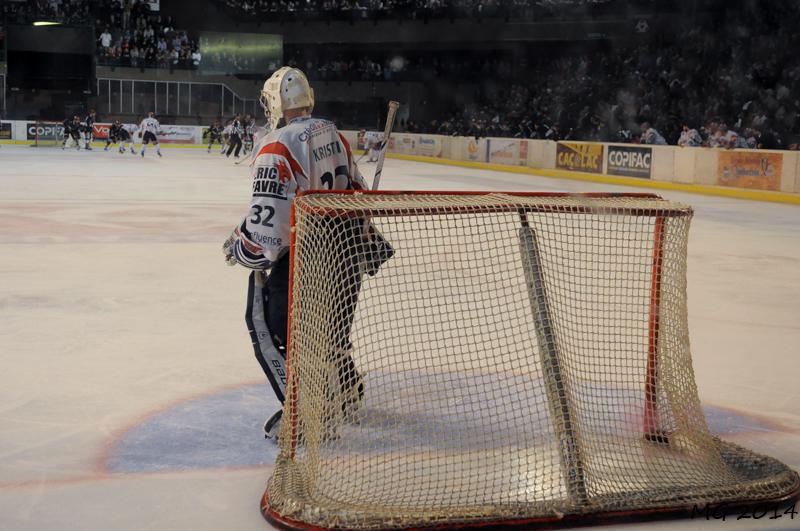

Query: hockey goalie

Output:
[222, 66, 392, 439]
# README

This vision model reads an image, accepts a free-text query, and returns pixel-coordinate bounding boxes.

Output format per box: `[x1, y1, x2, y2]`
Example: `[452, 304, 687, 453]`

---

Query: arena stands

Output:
[93, 2, 199, 70]
[1, 0, 91, 25]
[213, 0, 623, 22]
[0, 0, 200, 70]
[218, 0, 800, 148]
[2, 0, 798, 149]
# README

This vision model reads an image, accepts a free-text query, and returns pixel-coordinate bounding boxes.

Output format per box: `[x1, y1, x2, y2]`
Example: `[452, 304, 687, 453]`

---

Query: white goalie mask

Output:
[260, 67, 315, 130]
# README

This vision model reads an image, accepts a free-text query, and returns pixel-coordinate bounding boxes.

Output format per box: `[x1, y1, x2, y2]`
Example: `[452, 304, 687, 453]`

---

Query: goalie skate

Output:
[263, 409, 282, 440]
[340, 371, 365, 421]
[326, 358, 365, 425]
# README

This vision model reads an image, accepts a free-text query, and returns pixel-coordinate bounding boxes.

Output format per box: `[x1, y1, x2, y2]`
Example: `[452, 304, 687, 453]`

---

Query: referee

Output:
[226, 114, 244, 158]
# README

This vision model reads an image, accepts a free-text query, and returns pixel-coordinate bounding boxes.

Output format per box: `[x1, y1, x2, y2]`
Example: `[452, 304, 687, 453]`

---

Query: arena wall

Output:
[1, 119, 798, 201]
[343, 130, 800, 202]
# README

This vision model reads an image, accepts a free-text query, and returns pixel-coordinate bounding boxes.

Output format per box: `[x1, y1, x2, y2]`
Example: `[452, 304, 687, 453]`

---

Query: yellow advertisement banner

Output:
[717, 152, 782, 191]
[556, 142, 604, 173]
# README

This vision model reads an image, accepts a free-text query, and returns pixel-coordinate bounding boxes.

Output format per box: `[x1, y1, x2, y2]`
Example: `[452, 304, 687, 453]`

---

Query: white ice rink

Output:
[1, 145, 798, 530]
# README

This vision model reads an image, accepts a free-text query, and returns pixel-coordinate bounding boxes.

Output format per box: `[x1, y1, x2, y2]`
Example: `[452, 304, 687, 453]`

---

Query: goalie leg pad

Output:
[245, 265, 289, 404]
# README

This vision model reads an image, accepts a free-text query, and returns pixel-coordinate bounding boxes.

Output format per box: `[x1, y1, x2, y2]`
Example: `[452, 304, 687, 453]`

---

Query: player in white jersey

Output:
[222, 66, 393, 440]
[221, 121, 233, 155]
[364, 131, 383, 162]
[138, 112, 162, 158]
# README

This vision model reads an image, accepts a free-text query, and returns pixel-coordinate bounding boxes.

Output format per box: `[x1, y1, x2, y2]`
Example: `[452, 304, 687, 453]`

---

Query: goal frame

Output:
[282, 190, 674, 456]
[263, 190, 800, 530]
[30, 121, 66, 148]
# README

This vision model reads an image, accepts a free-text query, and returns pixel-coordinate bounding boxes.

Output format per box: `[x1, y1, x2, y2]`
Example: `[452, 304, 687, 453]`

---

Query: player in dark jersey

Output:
[104, 120, 137, 154]
[104, 121, 121, 151]
[207, 121, 224, 153]
[83, 109, 96, 150]
[61, 117, 72, 147]
[117, 122, 136, 154]
[62, 116, 82, 150]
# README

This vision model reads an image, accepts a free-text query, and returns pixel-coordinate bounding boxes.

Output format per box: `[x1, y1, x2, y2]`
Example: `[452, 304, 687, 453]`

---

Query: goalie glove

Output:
[222, 226, 275, 269]
[222, 229, 237, 266]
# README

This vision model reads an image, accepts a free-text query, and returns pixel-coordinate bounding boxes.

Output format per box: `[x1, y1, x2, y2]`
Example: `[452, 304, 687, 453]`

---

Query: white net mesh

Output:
[264, 192, 799, 529]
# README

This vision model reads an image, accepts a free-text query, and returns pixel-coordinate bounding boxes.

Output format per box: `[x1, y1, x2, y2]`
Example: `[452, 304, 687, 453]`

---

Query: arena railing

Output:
[95, 78, 258, 120]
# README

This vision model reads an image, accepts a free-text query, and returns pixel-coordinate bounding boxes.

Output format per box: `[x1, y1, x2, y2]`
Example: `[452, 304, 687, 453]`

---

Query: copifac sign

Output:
[556, 142, 604, 173]
[607, 145, 652, 179]
[26, 122, 64, 140]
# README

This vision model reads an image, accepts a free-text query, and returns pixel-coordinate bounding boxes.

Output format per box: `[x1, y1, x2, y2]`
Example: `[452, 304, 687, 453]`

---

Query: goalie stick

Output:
[370, 100, 400, 191]
[358, 101, 400, 277]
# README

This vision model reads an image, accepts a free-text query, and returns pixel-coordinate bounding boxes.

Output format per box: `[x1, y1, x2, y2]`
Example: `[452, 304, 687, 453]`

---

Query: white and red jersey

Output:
[365, 131, 383, 149]
[231, 115, 367, 269]
[139, 117, 160, 135]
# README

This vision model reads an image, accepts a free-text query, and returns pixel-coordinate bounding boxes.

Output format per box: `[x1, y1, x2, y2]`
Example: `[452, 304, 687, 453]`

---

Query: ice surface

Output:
[0, 146, 798, 530]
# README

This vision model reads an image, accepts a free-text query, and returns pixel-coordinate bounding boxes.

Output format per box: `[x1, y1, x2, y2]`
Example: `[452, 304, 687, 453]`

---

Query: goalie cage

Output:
[263, 191, 799, 530]
[30, 121, 66, 148]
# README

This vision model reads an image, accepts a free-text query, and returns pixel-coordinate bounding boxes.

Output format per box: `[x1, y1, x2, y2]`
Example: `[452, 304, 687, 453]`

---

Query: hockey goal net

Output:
[264, 191, 799, 530]
[30, 121, 65, 148]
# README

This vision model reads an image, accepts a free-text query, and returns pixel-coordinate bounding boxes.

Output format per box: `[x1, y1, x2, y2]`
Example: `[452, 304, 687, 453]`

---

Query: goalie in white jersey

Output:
[223, 67, 393, 439]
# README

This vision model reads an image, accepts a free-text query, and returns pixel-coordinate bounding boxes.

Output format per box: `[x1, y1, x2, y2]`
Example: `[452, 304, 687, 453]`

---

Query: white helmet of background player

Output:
[260, 66, 314, 130]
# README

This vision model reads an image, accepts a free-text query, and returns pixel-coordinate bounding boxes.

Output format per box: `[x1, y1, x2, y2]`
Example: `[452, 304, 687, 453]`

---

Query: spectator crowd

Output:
[214, 0, 618, 22]
[394, 3, 798, 149]
[3, 0, 798, 149]
[2, 0, 91, 24]
[222, 0, 800, 149]
[1, 0, 202, 70]
[94, 1, 201, 70]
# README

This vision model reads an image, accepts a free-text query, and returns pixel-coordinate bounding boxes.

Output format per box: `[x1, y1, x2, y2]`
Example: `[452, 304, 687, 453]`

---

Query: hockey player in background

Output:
[357, 128, 367, 150]
[61, 116, 73, 150]
[118, 122, 137, 154]
[104, 120, 137, 154]
[222, 66, 392, 440]
[221, 120, 233, 155]
[61, 115, 82, 150]
[365, 131, 382, 162]
[83, 109, 96, 150]
[207, 120, 224, 153]
[242, 114, 256, 156]
[138, 112, 162, 158]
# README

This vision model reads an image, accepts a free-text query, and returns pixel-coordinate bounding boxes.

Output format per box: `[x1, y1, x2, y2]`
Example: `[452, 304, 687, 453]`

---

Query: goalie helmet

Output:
[260, 66, 314, 130]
